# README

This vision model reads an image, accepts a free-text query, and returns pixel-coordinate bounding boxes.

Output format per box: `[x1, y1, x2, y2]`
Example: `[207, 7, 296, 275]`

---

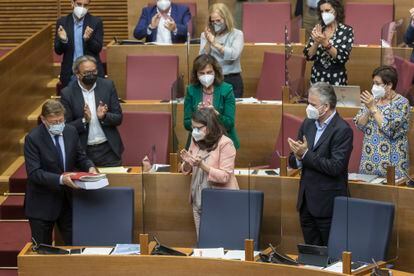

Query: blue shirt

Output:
[73, 15, 84, 61]
[296, 110, 337, 168]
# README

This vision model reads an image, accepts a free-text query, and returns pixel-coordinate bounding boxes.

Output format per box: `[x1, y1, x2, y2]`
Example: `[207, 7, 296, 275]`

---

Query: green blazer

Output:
[183, 82, 240, 149]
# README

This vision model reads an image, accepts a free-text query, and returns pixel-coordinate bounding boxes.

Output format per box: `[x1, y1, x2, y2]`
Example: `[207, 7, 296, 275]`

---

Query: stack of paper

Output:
[192, 248, 225, 258]
[235, 97, 260, 104]
[111, 244, 140, 255]
[81, 248, 113, 255]
[98, 167, 129, 174]
[223, 250, 260, 261]
[348, 173, 378, 183]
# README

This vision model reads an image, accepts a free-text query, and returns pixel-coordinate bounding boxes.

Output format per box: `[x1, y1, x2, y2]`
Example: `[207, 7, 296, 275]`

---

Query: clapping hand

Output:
[57, 25, 68, 42]
[311, 24, 326, 45]
[410, 8, 414, 21]
[360, 90, 375, 110]
[204, 27, 215, 44]
[83, 26, 94, 41]
[84, 104, 91, 123]
[150, 13, 161, 29]
[164, 16, 177, 32]
[287, 136, 308, 161]
[96, 101, 108, 120]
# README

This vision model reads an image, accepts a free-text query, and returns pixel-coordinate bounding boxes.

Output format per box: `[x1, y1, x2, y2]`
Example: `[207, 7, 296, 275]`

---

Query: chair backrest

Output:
[126, 55, 178, 100]
[242, 2, 291, 43]
[270, 113, 303, 169]
[328, 196, 395, 263]
[345, 3, 393, 45]
[147, 2, 196, 37]
[198, 189, 264, 250]
[287, 54, 306, 98]
[394, 56, 414, 97]
[118, 111, 171, 166]
[72, 187, 134, 246]
[344, 118, 364, 173]
[256, 52, 285, 100]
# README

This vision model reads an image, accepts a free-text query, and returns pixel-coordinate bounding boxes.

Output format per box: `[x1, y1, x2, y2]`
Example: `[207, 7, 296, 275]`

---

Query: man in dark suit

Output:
[55, 0, 104, 87]
[288, 82, 353, 246]
[134, 0, 191, 43]
[60, 55, 124, 167]
[24, 100, 96, 245]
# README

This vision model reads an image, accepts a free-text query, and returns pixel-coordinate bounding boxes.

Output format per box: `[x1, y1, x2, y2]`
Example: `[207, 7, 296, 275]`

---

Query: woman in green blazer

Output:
[184, 54, 240, 149]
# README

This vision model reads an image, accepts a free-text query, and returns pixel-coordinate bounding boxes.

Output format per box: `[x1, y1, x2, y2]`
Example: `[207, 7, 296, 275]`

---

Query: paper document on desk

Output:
[223, 250, 260, 261]
[75, 178, 109, 190]
[98, 166, 129, 173]
[235, 97, 260, 104]
[193, 248, 225, 258]
[348, 173, 378, 183]
[111, 244, 140, 255]
[234, 169, 279, 176]
[323, 261, 367, 272]
[81, 247, 113, 255]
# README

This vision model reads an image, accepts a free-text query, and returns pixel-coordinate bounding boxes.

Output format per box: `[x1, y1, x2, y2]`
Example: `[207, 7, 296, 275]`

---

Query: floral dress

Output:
[304, 23, 354, 85]
[353, 94, 410, 178]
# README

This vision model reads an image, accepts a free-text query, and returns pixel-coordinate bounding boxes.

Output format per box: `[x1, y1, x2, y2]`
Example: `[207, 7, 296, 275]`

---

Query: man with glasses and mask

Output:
[55, 0, 104, 88]
[24, 100, 96, 245]
[287, 82, 353, 246]
[60, 55, 124, 167]
[134, 0, 191, 43]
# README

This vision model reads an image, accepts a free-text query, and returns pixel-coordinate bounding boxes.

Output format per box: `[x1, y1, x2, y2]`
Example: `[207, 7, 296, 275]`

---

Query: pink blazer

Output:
[182, 135, 239, 190]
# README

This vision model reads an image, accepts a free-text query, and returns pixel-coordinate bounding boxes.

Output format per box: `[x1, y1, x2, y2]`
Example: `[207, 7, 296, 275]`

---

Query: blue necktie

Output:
[54, 135, 64, 171]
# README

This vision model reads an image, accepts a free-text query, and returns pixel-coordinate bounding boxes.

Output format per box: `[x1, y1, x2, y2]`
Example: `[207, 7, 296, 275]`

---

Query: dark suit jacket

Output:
[289, 113, 353, 218]
[24, 124, 94, 221]
[294, 0, 303, 16]
[133, 3, 191, 43]
[60, 78, 124, 159]
[404, 23, 414, 62]
[54, 13, 104, 87]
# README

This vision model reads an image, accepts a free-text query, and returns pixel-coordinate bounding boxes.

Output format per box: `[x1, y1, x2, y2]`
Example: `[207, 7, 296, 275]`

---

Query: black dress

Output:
[304, 23, 354, 85]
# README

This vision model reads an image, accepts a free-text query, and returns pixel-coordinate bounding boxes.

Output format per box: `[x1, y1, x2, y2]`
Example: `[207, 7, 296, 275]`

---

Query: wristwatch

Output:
[82, 117, 87, 125]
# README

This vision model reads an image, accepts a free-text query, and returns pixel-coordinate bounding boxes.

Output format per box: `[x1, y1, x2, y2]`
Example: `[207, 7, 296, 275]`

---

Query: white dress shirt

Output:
[78, 81, 107, 145]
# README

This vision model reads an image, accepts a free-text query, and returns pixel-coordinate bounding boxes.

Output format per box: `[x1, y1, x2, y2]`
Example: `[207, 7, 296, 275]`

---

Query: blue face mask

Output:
[48, 122, 65, 135]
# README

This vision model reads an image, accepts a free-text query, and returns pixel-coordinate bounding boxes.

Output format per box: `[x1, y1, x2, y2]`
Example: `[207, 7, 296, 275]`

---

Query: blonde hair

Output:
[208, 3, 234, 33]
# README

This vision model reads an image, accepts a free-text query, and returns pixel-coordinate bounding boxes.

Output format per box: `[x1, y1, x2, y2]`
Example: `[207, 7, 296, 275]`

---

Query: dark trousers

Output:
[28, 198, 72, 245]
[299, 196, 332, 246]
[86, 141, 122, 167]
[224, 73, 244, 98]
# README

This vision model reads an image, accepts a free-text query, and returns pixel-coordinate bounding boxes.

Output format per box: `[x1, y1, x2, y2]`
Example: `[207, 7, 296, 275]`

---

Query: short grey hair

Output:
[72, 55, 97, 74]
[308, 82, 337, 109]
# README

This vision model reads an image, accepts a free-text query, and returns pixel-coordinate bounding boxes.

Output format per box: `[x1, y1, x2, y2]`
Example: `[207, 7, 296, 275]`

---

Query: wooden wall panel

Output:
[0, 24, 54, 174]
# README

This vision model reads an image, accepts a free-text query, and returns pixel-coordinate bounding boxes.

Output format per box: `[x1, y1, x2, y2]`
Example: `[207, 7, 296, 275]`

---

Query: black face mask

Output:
[82, 74, 98, 86]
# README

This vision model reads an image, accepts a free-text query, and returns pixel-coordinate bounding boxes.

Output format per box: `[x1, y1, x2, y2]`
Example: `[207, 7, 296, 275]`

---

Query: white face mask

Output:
[192, 128, 205, 141]
[157, 0, 171, 11]
[73, 6, 88, 19]
[322, 11, 335, 25]
[198, 74, 215, 87]
[47, 122, 65, 136]
[372, 84, 386, 99]
[306, 104, 326, 120]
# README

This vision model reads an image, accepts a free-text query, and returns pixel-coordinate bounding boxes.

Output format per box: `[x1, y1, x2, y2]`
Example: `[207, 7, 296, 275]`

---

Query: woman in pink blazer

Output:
[180, 107, 239, 237]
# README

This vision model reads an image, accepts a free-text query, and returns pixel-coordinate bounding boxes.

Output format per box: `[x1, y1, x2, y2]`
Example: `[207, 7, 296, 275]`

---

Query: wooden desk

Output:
[17, 242, 412, 275]
[17, 243, 342, 276]
[104, 171, 414, 273]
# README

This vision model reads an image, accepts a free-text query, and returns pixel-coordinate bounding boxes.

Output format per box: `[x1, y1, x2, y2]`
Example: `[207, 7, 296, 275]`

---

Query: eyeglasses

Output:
[192, 125, 206, 131]
[80, 70, 97, 76]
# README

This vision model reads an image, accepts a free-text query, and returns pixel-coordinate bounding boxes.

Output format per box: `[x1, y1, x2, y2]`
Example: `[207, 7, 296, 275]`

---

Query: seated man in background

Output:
[55, 0, 104, 87]
[24, 100, 96, 245]
[404, 7, 414, 62]
[60, 55, 124, 167]
[133, 0, 191, 43]
[288, 82, 353, 246]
